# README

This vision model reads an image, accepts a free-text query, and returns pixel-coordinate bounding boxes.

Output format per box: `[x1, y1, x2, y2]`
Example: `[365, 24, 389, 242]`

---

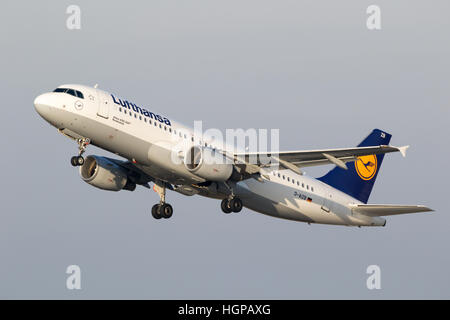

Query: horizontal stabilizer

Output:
[350, 204, 433, 217]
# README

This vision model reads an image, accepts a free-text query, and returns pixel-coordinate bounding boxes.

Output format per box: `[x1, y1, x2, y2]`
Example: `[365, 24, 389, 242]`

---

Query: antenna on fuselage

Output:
[94, 84, 99, 89]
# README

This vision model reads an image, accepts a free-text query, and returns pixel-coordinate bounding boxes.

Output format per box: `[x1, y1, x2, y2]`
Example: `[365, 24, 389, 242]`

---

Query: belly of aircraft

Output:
[235, 179, 361, 225]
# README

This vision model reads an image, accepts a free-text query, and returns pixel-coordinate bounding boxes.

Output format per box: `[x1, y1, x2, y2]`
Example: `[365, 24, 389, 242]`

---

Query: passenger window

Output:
[164, 126, 167, 131]
[307, 185, 309, 190]
[311, 187, 314, 192]
[297, 181, 300, 186]
[159, 124, 162, 128]
[169, 128, 172, 132]
[191, 137, 194, 142]
[144, 118, 147, 122]
[278, 173, 280, 178]
[282, 175, 285, 180]
[302, 183, 304, 188]
[134, 114, 137, 118]
[139, 116, 142, 120]
[119, 107, 122, 112]
[287, 177, 290, 182]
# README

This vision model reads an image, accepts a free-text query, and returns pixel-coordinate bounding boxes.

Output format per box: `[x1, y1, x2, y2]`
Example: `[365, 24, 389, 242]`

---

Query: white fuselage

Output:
[34, 84, 386, 227]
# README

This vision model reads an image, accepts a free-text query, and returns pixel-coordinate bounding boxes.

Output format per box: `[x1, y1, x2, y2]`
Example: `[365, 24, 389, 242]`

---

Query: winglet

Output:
[397, 145, 410, 157]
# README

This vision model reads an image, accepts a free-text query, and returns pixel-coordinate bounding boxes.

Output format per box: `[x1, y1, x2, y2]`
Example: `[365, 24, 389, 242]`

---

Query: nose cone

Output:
[34, 94, 48, 117]
[34, 93, 52, 118]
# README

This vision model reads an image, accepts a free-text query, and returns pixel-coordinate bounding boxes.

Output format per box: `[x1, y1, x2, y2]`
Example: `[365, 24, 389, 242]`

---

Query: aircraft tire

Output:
[161, 203, 173, 219]
[70, 156, 78, 167]
[76, 156, 85, 166]
[230, 198, 243, 213]
[152, 204, 162, 219]
[221, 199, 232, 214]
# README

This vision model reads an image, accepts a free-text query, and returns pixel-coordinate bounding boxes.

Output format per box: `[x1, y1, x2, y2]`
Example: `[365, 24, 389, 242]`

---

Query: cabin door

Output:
[321, 188, 334, 213]
[97, 91, 110, 119]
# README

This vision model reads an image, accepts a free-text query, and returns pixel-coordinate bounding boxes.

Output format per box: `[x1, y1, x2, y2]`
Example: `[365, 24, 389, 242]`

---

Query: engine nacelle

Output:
[79, 155, 136, 191]
[184, 146, 233, 181]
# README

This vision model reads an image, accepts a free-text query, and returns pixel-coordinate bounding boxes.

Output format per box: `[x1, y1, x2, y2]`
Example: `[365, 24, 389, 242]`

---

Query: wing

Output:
[107, 158, 155, 188]
[350, 204, 433, 217]
[231, 145, 408, 175]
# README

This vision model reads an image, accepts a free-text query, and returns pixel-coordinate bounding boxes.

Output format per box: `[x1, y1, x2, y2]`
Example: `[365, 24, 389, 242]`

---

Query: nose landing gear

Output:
[70, 137, 90, 167]
[70, 155, 85, 166]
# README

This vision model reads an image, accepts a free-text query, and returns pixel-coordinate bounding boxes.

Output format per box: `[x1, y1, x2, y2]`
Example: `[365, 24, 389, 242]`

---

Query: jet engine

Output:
[79, 155, 136, 191]
[184, 146, 234, 181]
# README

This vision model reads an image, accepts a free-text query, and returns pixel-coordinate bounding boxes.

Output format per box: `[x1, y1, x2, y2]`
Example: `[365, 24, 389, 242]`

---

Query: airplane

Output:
[34, 84, 432, 227]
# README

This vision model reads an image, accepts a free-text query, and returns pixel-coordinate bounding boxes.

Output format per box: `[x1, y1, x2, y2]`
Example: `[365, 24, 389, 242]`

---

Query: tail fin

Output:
[318, 129, 392, 203]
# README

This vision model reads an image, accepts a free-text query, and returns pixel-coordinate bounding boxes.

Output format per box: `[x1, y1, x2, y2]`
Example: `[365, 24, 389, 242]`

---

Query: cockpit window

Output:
[53, 88, 84, 99]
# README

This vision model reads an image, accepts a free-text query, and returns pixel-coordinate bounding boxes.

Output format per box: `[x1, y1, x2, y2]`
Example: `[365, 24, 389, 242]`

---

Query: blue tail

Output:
[317, 129, 392, 203]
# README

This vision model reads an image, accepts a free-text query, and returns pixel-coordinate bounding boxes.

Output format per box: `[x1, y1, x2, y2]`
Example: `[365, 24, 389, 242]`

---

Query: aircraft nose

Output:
[34, 93, 54, 120]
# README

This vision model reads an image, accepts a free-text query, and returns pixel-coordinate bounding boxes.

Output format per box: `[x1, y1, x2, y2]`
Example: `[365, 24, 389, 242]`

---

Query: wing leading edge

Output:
[232, 145, 407, 171]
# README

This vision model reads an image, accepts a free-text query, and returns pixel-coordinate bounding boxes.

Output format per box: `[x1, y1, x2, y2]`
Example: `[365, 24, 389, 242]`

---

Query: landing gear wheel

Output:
[160, 203, 173, 219]
[70, 156, 78, 167]
[76, 156, 84, 166]
[69, 137, 90, 167]
[151, 204, 162, 219]
[152, 181, 174, 220]
[221, 199, 232, 214]
[230, 198, 243, 213]
[70, 156, 85, 166]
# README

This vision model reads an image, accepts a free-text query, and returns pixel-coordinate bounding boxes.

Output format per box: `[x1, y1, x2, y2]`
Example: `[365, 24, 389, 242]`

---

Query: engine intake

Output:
[184, 146, 233, 182]
[79, 155, 136, 191]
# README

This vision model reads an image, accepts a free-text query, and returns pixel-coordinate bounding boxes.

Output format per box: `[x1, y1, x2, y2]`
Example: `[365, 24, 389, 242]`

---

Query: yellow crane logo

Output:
[355, 155, 377, 180]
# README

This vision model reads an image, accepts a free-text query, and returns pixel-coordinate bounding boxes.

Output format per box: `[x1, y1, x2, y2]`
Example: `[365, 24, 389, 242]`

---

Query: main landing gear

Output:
[70, 137, 90, 167]
[152, 203, 173, 219]
[151, 182, 173, 220]
[221, 197, 243, 214]
[220, 181, 243, 214]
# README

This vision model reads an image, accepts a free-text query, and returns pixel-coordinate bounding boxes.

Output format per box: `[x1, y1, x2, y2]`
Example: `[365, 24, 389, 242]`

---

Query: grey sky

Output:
[0, 0, 449, 299]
